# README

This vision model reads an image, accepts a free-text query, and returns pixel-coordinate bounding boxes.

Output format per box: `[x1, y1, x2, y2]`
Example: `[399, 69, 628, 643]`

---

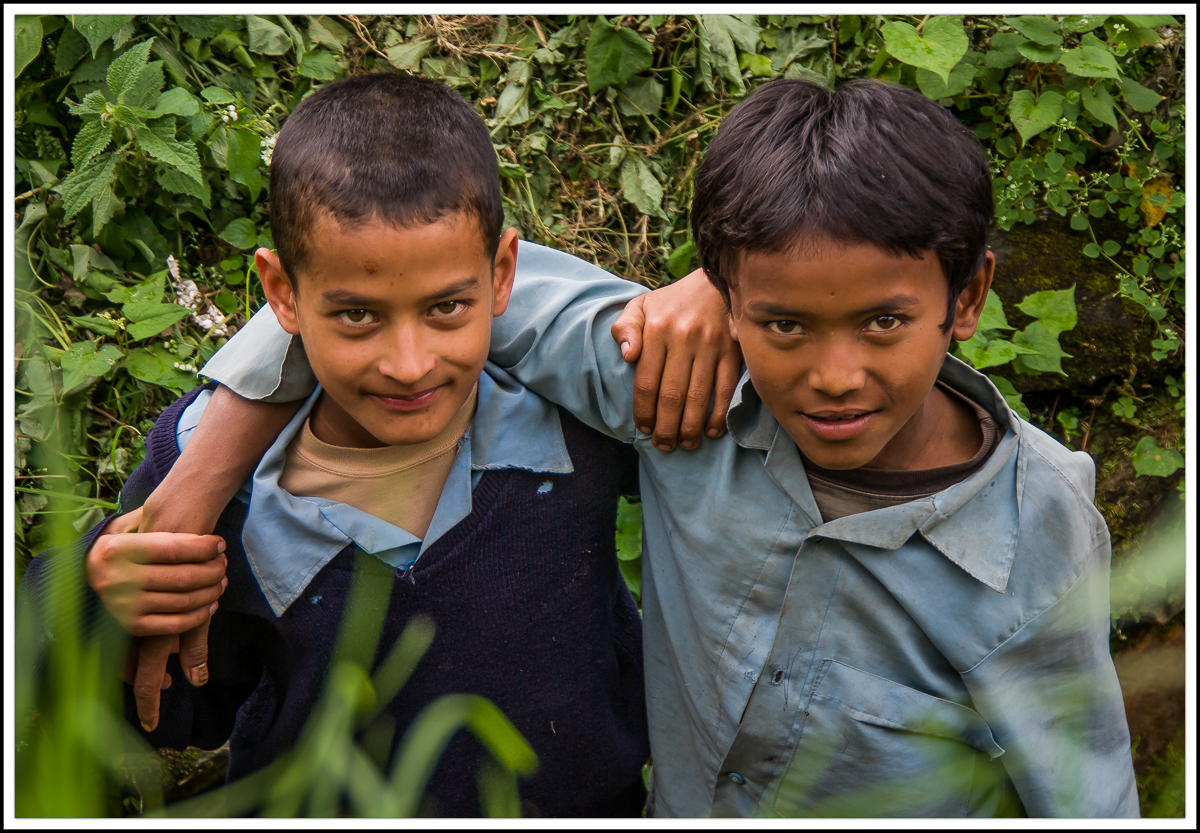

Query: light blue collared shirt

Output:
[199, 242, 1137, 818]
[180, 362, 571, 616]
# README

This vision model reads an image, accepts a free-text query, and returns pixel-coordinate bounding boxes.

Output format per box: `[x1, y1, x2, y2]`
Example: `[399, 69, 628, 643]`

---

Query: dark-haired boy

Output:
[22, 72, 742, 817]
[180, 77, 1140, 817]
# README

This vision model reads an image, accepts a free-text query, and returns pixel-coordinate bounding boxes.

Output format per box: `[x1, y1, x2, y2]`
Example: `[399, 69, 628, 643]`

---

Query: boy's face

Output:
[727, 238, 993, 470]
[257, 214, 518, 447]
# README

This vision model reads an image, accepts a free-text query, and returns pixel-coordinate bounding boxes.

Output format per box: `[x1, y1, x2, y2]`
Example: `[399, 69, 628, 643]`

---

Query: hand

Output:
[610, 268, 742, 452]
[86, 506, 227, 730]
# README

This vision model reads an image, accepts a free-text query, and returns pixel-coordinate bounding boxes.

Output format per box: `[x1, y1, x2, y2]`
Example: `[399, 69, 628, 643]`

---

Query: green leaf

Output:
[60, 152, 120, 220]
[880, 15, 967, 83]
[619, 153, 664, 217]
[585, 16, 654, 93]
[219, 217, 258, 249]
[124, 60, 165, 110]
[201, 85, 237, 105]
[1060, 15, 1109, 33]
[1102, 239, 1121, 257]
[90, 185, 122, 234]
[68, 315, 119, 337]
[617, 75, 664, 117]
[1131, 436, 1183, 477]
[668, 241, 698, 279]
[1083, 242, 1100, 258]
[16, 15, 43, 77]
[1082, 84, 1118, 129]
[124, 345, 199, 393]
[385, 39, 433, 71]
[977, 289, 1014, 331]
[1121, 15, 1176, 29]
[1044, 151, 1065, 172]
[134, 127, 202, 184]
[1007, 16, 1061, 46]
[1015, 285, 1077, 333]
[308, 15, 351, 52]
[59, 341, 124, 395]
[739, 52, 773, 78]
[1070, 212, 1090, 231]
[984, 32, 1024, 68]
[246, 14, 292, 55]
[226, 129, 264, 201]
[297, 49, 340, 81]
[916, 62, 976, 99]
[615, 497, 642, 561]
[158, 167, 212, 208]
[1059, 46, 1120, 79]
[1118, 77, 1163, 112]
[106, 37, 154, 96]
[988, 375, 1030, 420]
[70, 118, 114, 170]
[123, 302, 191, 340]
[153, 86, 200, 117]
[1012, 321, 1071, 374]
[1008, 89, 1063, 144]
[696, 16, 747, 94]
[73, 15, 134, 57]
[1017, 40, 1061, 63]
[55, 25, 89, 73]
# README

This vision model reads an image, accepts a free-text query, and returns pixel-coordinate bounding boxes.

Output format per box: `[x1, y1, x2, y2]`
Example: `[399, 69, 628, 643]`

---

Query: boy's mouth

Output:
[369, 384, 445, 412]
[799, 409, 878, 441]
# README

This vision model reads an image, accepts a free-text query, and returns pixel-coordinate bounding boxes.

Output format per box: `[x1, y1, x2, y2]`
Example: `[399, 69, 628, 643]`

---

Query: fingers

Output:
[677, 346, 719, 450]
[140, 558, 227, 592]
[706, 348, 743, 439]
[650, 347, 695, 453]
[133, 580, 226, 618]
[102, 506, 144, 536]
[128, 600, 220, 638]
[178, 618, 213, 687]
[631, 336, 668, 439]
[133, 635, 178, 732]
[121, 532, 226, 566]
[610, 294, 647, 363]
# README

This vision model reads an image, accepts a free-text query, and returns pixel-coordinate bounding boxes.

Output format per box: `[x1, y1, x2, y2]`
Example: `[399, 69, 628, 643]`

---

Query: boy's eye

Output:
[431, 301, 467, 317]
[866, 315, 904, 333]
[337, 309, 376, 326]
[767, 320, 803, 335]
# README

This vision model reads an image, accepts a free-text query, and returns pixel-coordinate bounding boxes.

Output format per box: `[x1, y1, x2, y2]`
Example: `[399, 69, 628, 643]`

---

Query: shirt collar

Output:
[728, 353, 1025, 593]
[240, 362, 572, 615]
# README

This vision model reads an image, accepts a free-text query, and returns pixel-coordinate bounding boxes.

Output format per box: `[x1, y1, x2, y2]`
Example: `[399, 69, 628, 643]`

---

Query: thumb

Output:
[103, 506, 144, 536]
[610, 293, 647, 363]
[178, 618, 213, 687]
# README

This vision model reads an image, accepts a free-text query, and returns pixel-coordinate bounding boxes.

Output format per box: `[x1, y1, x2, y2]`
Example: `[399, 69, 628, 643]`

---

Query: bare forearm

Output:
[139, 385, 301, 534]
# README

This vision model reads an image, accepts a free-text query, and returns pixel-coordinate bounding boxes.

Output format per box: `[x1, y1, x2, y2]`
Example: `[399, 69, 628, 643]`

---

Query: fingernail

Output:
[707, 428, 721, 438]
[620, 341, 630, 357]
[655, 442, 673, 452]
[637, 425, 651, 435]
[681, 441, 696, 450]
[141, 720, 155, 732]
[209, 602, 219, 615]
[189, 663, 208, 686]
[221, 577, 229, 589]
[216, 540, 226, 554]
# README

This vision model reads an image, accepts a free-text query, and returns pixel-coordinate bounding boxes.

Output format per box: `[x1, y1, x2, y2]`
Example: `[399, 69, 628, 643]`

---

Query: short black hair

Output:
[269, 72, 503, 281]
[692, 78, 993, 330]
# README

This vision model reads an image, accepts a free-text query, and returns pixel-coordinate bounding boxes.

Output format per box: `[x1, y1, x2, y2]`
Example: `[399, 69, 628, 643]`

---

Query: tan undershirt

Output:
[279, 385, 478, 538]
[804, 382, 999, 523]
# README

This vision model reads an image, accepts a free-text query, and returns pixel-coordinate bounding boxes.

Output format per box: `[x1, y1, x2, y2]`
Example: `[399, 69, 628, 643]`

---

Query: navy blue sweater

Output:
[25, 385, 649, 817]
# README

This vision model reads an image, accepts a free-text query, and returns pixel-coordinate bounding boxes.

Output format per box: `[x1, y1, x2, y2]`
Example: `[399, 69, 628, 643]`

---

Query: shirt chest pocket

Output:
[766, 660, 1009, 818]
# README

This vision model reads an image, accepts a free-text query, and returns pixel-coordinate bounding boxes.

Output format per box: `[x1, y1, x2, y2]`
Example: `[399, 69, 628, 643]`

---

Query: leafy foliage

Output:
[12, 18, 1187, 815]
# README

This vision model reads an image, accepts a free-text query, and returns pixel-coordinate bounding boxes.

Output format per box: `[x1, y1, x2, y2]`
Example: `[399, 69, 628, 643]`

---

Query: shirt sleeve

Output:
[960, 545, 1140, 818]
[199, 304, 317, 402]
[488, 242, 648, 442]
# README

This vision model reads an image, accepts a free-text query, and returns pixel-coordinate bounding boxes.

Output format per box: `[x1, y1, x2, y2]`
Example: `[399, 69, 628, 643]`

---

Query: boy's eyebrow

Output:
[745, 294, 922, 318]
[320, 277, 482, 307]
[419, 277, 481, 303]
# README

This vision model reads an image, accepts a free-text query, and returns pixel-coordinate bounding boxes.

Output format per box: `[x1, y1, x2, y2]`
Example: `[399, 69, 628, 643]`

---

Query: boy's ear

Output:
[490, 228, 520, 317]
[256, 248, 302, 335]
[951, 250, 995, 342]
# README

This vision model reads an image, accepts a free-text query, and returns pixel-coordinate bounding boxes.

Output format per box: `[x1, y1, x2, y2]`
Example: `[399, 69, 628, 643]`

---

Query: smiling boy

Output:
[116, 78, 1138, 816]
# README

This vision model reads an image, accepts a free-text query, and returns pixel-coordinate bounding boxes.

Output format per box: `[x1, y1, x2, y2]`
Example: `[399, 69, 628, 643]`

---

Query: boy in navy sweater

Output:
[21, 73, 738, 817]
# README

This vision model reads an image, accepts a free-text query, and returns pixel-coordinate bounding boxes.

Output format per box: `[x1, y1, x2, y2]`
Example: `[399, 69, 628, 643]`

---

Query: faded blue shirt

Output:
[201, 242, 1138, 818]
[183, 361, 572, 615]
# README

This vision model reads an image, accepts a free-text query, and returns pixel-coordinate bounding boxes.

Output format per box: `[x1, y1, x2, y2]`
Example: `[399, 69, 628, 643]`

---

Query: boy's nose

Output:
[807, 345, 867, 398]
[376, 326, 437, 385]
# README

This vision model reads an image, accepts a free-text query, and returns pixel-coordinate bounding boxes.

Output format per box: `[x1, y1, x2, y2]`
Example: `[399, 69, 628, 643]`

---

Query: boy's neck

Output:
[862, 384, 984, 471]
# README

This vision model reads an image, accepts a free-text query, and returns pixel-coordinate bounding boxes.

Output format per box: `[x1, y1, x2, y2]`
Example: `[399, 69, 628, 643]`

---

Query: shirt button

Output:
[728, 772, 746, 785]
